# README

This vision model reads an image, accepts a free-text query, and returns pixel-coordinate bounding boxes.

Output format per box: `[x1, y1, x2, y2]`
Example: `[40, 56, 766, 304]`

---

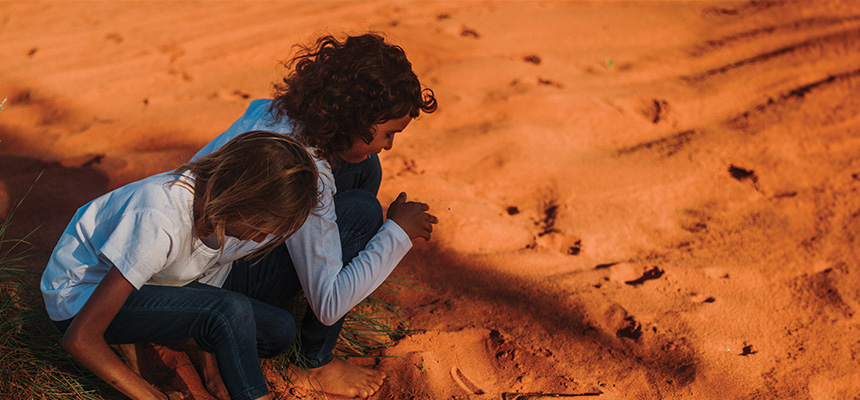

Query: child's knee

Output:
[259, 311, 296, 358]
[354, 190, 383, 226]
[335, 189, 383, 230]
[203, 293, 256, 342]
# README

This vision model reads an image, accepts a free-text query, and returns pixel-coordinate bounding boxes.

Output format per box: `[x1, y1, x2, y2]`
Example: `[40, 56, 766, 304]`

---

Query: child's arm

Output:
[62, 266, 169, 400]
[287, 183, 437, 325]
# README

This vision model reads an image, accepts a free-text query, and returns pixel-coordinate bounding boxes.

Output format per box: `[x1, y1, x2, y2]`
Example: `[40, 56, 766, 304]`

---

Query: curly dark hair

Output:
[269, 33, 437, 161]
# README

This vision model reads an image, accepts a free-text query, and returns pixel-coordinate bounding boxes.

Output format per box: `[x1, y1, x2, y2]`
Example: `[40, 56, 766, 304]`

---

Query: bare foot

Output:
[195, 349, 230, 400]
[288, 358, 386, 398]
[178, 339, 230, 400]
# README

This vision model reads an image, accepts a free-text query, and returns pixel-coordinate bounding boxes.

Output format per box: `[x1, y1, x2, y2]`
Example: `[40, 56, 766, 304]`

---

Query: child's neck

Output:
[201, 234, 220, 250]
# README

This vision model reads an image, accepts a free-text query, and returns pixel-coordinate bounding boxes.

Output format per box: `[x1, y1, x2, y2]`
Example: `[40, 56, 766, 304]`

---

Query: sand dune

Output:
[3, 1, 860, 399]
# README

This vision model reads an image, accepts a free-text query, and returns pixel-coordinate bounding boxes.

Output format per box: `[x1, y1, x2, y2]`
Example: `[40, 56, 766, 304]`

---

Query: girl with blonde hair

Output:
[41, 131, 318, 400]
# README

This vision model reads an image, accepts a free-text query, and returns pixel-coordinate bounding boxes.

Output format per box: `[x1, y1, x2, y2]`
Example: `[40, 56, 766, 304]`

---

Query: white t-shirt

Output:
[192, 99, 412, 325]
[40, 172, 262, 321]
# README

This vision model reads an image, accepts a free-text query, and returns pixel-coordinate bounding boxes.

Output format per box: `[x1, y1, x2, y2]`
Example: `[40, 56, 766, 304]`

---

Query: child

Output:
[192, 33, 438, 397]
[41, 131, 319, 400]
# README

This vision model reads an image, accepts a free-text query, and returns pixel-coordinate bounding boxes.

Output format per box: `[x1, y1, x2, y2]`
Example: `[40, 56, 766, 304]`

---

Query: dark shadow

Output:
[401, 244, 699, 390]
[0, 151, 111, 252]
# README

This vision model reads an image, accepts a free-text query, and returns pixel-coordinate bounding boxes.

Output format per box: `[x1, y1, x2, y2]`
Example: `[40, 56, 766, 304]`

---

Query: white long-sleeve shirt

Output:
[193, 99, 412, 325]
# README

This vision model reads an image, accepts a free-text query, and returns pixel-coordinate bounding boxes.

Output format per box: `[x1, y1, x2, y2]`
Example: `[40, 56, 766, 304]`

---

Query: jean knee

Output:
[258, 310, 296, 358]
[335, 189, 383, 230]
[197, 292, 256, 350]
[357, 193, 383, 229]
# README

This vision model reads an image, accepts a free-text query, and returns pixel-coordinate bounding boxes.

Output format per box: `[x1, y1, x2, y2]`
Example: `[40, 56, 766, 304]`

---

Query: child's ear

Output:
[360, 133, 373, 144]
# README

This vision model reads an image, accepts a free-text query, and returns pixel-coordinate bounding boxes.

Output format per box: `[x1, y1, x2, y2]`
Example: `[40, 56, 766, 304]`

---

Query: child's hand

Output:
[387, 192, 438, 241]
[165, 390, 189, 400]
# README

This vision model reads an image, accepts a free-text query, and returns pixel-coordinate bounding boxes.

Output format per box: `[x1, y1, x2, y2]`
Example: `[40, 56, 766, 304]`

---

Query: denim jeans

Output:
[55, 282, 291, 400]
[224, 153, 384, 368]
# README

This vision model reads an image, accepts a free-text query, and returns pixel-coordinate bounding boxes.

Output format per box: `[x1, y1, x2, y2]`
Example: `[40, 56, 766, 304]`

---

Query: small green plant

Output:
[335, 276, 420, 358]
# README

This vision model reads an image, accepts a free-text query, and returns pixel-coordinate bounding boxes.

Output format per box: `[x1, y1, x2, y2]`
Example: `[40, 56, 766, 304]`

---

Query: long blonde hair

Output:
[174, 131, 318, 251]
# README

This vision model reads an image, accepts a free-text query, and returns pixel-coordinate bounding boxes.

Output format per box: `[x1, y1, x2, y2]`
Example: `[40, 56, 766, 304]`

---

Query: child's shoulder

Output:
[99, 172, 192, 216]
[247, 98, 272, 111]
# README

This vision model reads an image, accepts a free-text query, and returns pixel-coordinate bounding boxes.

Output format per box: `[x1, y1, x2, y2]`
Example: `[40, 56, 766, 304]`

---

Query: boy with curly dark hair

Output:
[192, 32, 438, 397]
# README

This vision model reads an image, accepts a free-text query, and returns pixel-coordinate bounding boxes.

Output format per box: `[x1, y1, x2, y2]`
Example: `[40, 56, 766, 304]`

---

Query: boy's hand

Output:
[387, 192, 438, 241]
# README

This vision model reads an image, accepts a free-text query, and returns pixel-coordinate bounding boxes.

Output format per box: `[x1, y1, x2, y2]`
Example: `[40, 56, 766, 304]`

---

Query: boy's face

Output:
[337, 115, 412, 164]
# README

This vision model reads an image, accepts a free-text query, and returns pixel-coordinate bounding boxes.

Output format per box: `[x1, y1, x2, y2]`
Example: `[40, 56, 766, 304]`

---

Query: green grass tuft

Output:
[335, 275, 421, 358]
[0, 180, 116, 399]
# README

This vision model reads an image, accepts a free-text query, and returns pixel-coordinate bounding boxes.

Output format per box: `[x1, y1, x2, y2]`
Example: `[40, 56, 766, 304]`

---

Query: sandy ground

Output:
[3, 1, 860, 399]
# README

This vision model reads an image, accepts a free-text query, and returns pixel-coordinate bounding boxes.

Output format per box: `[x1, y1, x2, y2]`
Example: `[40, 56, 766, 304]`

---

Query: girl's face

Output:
[337, 115, 412, 164]
[225, 222, 271, 243]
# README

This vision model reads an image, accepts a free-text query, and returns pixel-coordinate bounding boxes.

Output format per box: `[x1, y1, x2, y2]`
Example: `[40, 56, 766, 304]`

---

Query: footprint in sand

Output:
[105, 32, 123, 44]
[641, 98, 669, 124]
[381, 328, 599, 397]
[525, 195, 584, 254]
[531, 232, 583, 255]
[689, 293, 716, 304]
[523, 55, 542, 65]
[436, 19, 481, 40]
[211, 89, 253, 101]
[594, 302, 643, 341]
[460, 27, 480, 38]
[603, 263, 664, 287]
[451, 366, 484, 395]
[615, 316, 642, 341]
[624, 266, 664, 287]
[158, 43, 185, 63]
[537, 78, 563, 88]
[395, 159, 424, 176]
[728, 164, 760, 191]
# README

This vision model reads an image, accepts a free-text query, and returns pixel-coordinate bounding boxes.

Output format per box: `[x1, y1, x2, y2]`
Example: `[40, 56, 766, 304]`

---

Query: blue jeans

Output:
[55, 282, 291, 400]
[223, 153, 383, 368]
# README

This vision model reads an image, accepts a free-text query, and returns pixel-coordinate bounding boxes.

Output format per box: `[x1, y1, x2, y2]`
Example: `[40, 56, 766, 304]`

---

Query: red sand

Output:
[3, 1, 860, 399]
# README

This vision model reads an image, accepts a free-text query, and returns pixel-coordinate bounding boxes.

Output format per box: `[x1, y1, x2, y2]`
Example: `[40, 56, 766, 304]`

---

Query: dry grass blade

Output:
[0, 177, 115, 399]
[334, 275, 420, 358]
